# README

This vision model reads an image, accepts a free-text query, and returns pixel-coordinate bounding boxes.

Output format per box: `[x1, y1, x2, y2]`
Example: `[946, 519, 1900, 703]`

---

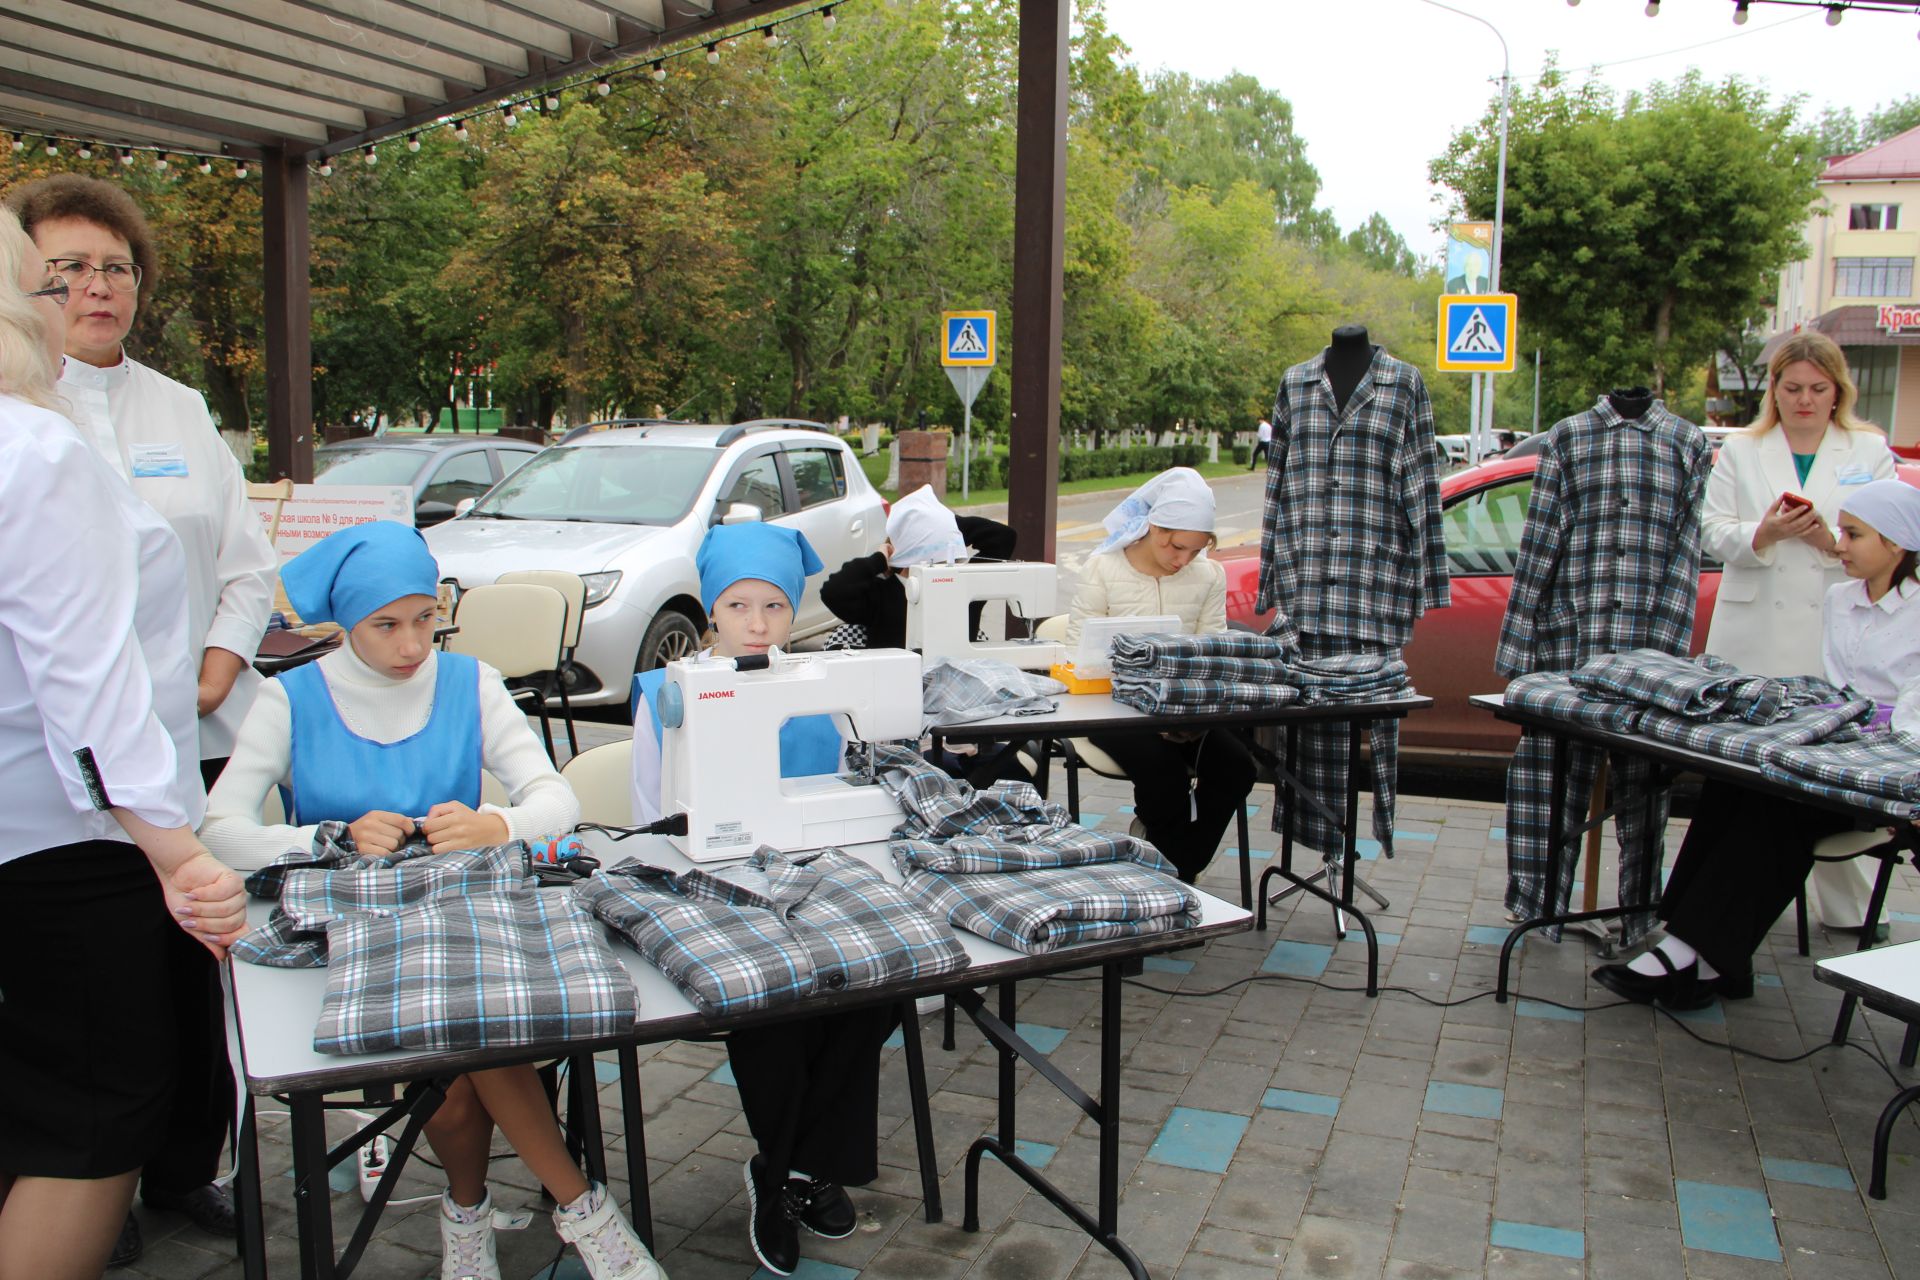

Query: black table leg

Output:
[617, 1046, 652, 1251]
[569, 1052, 609, 1187]
[1833, 848, 1905, 1044]
[234, 1097, 268, 1280]
[897, 999, 944, 1223]
[289, 1092, 336, 1280]
[1870, 1083, 1920, 1199]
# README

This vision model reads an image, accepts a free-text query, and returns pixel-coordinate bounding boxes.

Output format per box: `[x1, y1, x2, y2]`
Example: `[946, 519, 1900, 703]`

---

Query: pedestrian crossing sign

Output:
[1436, 294, 1517, 373]
[941, 310, 996, 367]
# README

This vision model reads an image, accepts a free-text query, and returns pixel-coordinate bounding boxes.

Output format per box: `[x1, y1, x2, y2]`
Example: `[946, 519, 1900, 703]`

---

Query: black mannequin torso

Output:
[1607, 386, 1654, 420]
[1326, 326, 1375, 414]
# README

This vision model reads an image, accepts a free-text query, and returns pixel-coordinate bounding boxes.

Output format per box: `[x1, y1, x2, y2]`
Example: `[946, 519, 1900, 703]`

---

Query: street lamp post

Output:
[1419, 0, 1511, 460]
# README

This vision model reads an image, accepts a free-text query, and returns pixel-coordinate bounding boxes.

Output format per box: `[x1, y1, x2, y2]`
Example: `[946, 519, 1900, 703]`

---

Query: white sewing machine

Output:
[903, 561, 1068, 671]
[656, 647, 921, 861]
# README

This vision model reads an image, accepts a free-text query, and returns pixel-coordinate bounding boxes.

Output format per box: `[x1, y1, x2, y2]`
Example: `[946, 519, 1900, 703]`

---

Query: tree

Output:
[1341, 213, 1418, 277]
[1431, 66, 1820, 417]
[1135, 70, 1321, 230]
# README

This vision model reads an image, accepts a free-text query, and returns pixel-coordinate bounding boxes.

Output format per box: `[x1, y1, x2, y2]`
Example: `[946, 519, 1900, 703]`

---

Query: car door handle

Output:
[849, 520, 864, 534]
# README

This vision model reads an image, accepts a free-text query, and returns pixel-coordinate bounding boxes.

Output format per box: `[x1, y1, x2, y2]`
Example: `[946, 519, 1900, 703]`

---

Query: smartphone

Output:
[1779, 492, 1813, 513]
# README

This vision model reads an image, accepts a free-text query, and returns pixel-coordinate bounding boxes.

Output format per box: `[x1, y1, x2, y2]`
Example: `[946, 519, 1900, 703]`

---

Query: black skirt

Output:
[0, 840, 178, 1178]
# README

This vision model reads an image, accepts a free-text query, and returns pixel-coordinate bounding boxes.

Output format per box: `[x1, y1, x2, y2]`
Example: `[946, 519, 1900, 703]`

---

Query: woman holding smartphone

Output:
[1698, 331, 1896, 930]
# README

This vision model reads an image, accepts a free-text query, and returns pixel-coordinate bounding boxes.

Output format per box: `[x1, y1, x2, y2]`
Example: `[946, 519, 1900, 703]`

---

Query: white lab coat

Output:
[59, 355, 278, 759]
[0, 395, 202, 862]
[1700, 425, 1896, 677]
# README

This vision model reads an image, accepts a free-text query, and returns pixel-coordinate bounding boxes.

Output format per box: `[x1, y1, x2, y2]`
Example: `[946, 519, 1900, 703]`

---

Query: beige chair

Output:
[560, 740, 634, 827]
[442, 583, 569, 760]
[495, 570, 588, 757]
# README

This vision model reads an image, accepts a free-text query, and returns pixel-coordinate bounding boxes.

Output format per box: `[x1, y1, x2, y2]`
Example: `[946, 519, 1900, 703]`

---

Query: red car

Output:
[1220, 453, 1920, 759]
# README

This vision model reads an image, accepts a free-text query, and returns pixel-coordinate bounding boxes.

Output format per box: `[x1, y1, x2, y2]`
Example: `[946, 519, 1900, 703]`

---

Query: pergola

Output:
[0, 0, 1067, 557]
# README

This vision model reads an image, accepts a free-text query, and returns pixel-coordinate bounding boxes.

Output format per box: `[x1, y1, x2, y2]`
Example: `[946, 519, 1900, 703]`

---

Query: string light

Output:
[706, 42, 720, 63]
[233, 161, 248, 179]
[452, 121, 469, 142]
[42, 138, 57, 157]
[544, 93, 560, 111]
[197, 157, 213, 174]
[76, 143, 91, 159]
[596, 78, 611, 96]
[363, 145, 378, 166]
[1644, 0, 1660, 14]
[153, 152, 167, 169]
[7, 134, 20, 153]
[119, 149, 134, 166]
[1733, 0, 1750, 21]
[406, 132, 420, 151]
[821, 5, 836, 26]
[502, 105, 517, 127]
[317, 160, 333, 177]
[651, 60, 667, 81]
[1826, 3, 1843, 22]
[764, 25, 780, 46]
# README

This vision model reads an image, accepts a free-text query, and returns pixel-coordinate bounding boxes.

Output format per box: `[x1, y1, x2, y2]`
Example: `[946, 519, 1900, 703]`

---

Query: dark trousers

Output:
[1086, 728, 1256, 883]
[1659, 778, 1855, 982]
[726, 1004, 896, 1186]
[144, 757, 238, 1196]
[1248, 441, 1270, 469]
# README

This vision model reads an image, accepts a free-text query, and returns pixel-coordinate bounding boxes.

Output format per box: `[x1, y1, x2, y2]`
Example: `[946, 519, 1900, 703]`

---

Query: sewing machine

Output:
[656, 647, 921, 861]
[903, 561, 1068, 670]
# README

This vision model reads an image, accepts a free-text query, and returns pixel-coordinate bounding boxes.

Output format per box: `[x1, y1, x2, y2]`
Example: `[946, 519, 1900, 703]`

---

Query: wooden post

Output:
[261, 147, 314, 482]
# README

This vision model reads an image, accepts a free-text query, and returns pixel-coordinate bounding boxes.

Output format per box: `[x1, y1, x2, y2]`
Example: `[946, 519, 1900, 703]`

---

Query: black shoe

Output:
[790, 1176, 856, 1238]
[1711, 971, 1755, 1001]
[1592, 948, 1714, 1012]
[744, 1156, 800, 1275]
[109, 1213, 141, 1268]
[144, 1182, 238, 1237]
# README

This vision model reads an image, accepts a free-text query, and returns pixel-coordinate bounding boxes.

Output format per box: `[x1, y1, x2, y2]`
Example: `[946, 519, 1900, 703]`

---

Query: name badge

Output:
[1836, 465, 1873, 486]
[129, 443, 188, 478]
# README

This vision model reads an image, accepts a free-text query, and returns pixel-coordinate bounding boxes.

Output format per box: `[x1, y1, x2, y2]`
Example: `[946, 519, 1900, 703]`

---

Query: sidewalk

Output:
[123, 733, 1920, 1279]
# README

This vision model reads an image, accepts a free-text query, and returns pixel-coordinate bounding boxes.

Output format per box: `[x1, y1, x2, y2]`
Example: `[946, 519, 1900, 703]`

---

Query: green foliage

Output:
[1058, 443, 1205, 483]
[1135, 70, 1320, 227]
[1431, 64, 1821, 422]
[1811, 94, 1920, 157]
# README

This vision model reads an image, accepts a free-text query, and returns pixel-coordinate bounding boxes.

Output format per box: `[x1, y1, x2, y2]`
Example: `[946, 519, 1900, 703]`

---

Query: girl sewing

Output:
[1065, 468, 1257, 883]
[200, 522, 660, 1280]
[630, 522, 893, 1278]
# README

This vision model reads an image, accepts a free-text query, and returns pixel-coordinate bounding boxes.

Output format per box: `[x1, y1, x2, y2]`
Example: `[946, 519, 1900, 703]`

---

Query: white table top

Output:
[932, 689, 1431, 741]
[1815, 942, 1920, 1022]
[229, 833, 1252, 1095]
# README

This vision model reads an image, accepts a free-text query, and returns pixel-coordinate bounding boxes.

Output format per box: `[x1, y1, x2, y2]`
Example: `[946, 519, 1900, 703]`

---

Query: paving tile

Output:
[1147, 1107, 1250, 1174]
[1763, 1157, 1856, 1191]
[1489, 1220, 1585, 1260]
[1423, 1082, 1503, 1120]
[1676, 1180, 1783, 1262]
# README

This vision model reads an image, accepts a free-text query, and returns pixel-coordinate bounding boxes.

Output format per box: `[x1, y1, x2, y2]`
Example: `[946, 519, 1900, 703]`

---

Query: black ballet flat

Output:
[1592, 948, 1715, 1012]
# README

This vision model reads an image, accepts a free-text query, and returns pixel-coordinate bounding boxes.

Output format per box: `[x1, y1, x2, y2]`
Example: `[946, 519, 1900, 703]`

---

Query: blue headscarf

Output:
[281, 520, 441, 631]
[696, 522, 824, 615]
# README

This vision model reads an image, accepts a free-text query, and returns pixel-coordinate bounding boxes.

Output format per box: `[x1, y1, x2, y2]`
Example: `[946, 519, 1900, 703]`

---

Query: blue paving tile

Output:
[1763, 1158, 1854, 1191]
[1676, 1181, 1780, 1261]
[1489, 826, 1505, 841]
[1516, 998, 1584, 1023]
[286, 1161, 359, 1193]
[1755, 973, 1784, 989]
[1244, 802, 1261, 817]
[1681, 1182, 1781, 1258]
[1466, 925, 1516, 947]
[1490, 1220, 1584, 1260]
[1398, 830, 1438, 842]
[1076, 811, 1108, 829]
[1263, 1088, 1341, 1116]
[882, 1027, 905, 1049]
[1116, 804, 1134, 815]
[1017, 1023, 1069, 1054]
[753, 1261, 860, 1280]
[593, 1058, 621, 1084]
[1893, 911, 1920, 923]
[1014, 1139, 1058, 1170]
[1261, 939, 1332, 977]
[1355, 838, 1382, 860]
[1144, 955, 1195, 974]
[524, 1260, 589, 1280]
[1669, 1001, 1726, 1028]
[1368, 931, 1401, 947]
[1147, 1106, 1249, 1174]
[1425, 1081, 1504, 1119]
[708, 1061, 736, 1086]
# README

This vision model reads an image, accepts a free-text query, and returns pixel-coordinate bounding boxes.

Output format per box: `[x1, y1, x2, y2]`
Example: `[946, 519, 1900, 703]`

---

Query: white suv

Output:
[425, 422, 887, 716]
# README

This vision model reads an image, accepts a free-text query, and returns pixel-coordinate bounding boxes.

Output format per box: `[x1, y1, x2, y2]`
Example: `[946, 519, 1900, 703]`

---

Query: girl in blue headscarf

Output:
[200, 521, 661, 1280]
[630, 522, 894, 1278]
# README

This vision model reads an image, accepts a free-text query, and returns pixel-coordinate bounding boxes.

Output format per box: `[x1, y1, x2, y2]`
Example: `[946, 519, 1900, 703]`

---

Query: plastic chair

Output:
[496, 570, 588, 757]
[442, 583, 569, 760]
[1795, 828, 1899, 955]
[560, 740, 635, 827]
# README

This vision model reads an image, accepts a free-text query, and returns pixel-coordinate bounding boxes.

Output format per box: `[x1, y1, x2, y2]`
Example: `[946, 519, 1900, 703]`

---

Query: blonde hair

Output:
[0, 208, 61, 411]
[1746, 331, 1876, 437]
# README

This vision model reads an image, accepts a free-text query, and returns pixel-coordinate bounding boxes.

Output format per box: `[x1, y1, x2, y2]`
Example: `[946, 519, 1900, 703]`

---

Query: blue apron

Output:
[633, 667, 844, 778]
[280, 652, 484, 824]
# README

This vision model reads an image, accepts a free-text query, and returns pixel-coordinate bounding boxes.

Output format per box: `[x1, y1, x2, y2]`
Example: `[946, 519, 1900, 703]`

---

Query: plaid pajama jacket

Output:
[1256, 349, 1448, 858]
[1494, 401, 1712, 939]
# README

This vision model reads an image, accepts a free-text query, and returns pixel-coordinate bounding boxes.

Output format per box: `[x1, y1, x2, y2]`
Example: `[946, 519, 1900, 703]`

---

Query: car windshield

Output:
[468, 444, 718, 525]
[313, 447, 427, 486]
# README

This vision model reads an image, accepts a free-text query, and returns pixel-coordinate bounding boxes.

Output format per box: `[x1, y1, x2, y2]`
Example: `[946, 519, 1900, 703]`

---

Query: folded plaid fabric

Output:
[1637, 700, 1875, 768]
[1759, 731, 1920, 819]
[921, 657, 1063, 728]
[232, 829, 532, 969]
[314, 887, 638, 1055]
[1569, 650, 1846, 725]
[1106, 633, 1409, 705]
[1109, 631, 1296, 683]
[1503, 672, 1645, 733]
[894, 862, 1200, 954]
[1111, 674, 1301, 716]
[574, 847, 969, 1016]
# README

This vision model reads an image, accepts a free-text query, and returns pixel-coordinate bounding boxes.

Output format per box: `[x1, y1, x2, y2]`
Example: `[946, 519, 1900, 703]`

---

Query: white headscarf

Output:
[1841, 479, 1920, 552]
[1094, 467, 1215, 555]
[886, 484, 970, 566]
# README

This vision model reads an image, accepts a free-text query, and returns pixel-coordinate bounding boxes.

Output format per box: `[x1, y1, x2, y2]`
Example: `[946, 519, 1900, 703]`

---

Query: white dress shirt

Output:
[1823, 577, 1920, 704]
[202, 645, 580, 871]
[0, 395, 203, 862]
[60, 354, 279, 758]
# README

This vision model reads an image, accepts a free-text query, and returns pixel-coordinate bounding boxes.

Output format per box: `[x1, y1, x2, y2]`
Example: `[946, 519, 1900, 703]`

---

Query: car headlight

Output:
[580, 570, 623, 608]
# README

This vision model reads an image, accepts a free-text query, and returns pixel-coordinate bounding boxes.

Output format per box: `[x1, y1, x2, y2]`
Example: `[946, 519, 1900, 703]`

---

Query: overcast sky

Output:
[1101, 0, 1917, 265]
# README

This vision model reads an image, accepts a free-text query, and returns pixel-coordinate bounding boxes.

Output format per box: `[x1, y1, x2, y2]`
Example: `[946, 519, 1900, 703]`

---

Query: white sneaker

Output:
[440, 1190, 502, 1280]
[554, 1182, 666, 1280]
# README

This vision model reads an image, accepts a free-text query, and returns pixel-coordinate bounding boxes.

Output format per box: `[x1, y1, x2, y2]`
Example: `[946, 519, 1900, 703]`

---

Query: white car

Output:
[425, 422, 887, 716]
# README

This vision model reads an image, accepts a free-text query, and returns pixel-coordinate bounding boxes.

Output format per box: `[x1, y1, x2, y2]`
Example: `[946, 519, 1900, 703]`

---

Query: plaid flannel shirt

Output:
[893, 861, 1200, 955]
[1256, 348, 1449, 649]
[314, 887, 638, 1055]
[1112, 676, 1300, 715]
[573, 847, 969, 1016]
[1637, 700, 1875, 768]
[1759, 731, 1920, 819]
[232, 827, 531, 969]
[1495, 400, 1710, 677]
[921, 658, 1063, 728]
[1504, 673, 1645, 734]
[1568, 651, 1842, 725]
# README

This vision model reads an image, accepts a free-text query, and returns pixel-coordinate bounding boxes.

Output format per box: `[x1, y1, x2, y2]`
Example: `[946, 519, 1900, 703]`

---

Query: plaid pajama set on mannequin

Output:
[1257, 349, 1449, 856]
[1495, 400, 1710, 943]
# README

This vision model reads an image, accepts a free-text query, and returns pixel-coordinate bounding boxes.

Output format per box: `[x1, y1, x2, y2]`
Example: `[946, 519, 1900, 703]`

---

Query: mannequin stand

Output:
[1268, 851, 1391, 939]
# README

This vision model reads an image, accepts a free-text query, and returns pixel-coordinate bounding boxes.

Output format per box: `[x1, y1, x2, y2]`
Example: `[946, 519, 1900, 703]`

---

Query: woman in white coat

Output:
[1699, 331, 1896, 929]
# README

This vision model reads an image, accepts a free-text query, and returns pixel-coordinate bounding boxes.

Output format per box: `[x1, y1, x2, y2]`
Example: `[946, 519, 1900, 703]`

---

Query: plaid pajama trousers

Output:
[1267, 638, 1403, 859]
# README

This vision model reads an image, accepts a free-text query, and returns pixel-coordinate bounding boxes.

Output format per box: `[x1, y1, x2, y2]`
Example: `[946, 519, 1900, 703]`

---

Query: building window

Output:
[1846, 345, 1899, 431]
[1848, 204, 1900, 231]
[1835, 256, 1914, 298]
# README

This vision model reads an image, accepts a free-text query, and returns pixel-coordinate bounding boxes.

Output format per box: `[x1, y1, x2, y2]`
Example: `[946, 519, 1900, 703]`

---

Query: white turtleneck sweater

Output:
[201, 643, 579, 870]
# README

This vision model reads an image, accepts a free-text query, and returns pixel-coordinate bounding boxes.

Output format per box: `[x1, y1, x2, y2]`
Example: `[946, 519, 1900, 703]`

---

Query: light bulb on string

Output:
[545, 93, 560, 111]
[7, 134, 21, 153]
[596, 78, 611, 97]
[318, 160, 333, 177]
[364, 146, 378, 166]
[1565, 0, 1580, 6]
[77, 143, 92, 159]
[651, 60, 667, 81]
[154, 152, 168, 170]
[453, 121, 470, 142]
[706, 43, 720, 63]
[43, 139, 57, 157]
[822, 5, 836, 26]
[120, 149, 135, 166]
[1825, 5, 1843, 25]
[1734, 0, 1750, 23]
[406, 133, 420, 152]
[197, 158, 213, 174]
[764, 26, 780, 47]
[233, 161, 248, 180]
[503, 105, 518, 127]
[1645, 0, 1660, 14]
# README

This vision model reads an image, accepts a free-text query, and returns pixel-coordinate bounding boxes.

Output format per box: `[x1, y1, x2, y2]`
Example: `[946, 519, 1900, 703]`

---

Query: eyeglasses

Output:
[44, 257, 141, 294]
[26, 279, 69, 305]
